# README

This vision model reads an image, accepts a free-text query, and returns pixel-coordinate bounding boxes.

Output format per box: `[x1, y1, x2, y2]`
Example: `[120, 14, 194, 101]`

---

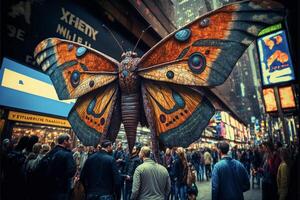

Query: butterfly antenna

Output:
[102, 24, 125, 53]
[133, 25, 152, 52]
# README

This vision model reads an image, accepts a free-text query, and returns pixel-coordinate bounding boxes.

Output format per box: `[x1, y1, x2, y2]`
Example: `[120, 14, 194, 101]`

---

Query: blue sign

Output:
[257, 30, 295, 86]
[0, 58, 76, 117]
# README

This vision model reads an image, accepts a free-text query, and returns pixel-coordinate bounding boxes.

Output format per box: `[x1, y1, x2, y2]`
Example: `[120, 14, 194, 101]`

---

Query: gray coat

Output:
[131, 158, 171, 200]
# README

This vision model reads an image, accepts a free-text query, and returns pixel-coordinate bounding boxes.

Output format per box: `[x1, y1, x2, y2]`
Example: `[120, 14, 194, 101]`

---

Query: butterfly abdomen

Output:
[121, 92, 140, 153]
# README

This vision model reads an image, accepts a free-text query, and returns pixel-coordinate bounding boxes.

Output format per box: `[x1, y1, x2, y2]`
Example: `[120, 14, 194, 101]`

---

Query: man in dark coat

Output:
[47, 133, 76, 200]
[80, 140, 121, 200]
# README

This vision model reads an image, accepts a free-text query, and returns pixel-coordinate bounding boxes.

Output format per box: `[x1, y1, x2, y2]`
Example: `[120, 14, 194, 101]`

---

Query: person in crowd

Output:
[73, 144, 88, 172]
[123, 143, 143, 200]
[168, 147, 178, 200]
[47, 133, 76, 200]
[251, 146, 263, 188]
[24, 135, 39, 157]
[204, 148, 212, 181]
[174, 147, 189, 200]
[131, 146, 171, 200]
[261, 141, 281, 200]
[231, 145, 238, 160]
[190, 150, 201, 182]
[24, 142, 42, 200]
[187, 163, 198, 200]
[211, 147, 219, 170]
[113, 141, 126, 198]
[277, 148, 289, 200]
[212, 141, 250, 200]
[198, 148, 205, 182]
[80, 139, 121, 200]
[2, 136, 29, 200]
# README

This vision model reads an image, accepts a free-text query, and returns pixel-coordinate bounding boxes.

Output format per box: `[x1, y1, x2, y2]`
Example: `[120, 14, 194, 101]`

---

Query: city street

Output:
[196, 179, 261, 200]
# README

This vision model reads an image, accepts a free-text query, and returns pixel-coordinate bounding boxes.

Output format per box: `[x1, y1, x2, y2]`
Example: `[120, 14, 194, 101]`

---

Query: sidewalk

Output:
[196, 180, 261, 200]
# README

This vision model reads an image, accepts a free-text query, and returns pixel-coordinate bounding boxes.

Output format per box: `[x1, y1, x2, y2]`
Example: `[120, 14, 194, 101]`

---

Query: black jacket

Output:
[124, 154, 142, 182]
[48, 145, 76, 193]
[80, 150, 121, 196]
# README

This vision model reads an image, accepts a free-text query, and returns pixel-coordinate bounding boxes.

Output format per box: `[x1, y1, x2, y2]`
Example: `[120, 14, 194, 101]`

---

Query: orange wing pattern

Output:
[138, 0, 284, 86]
[34, 38, 118, 99]
[68, 84, 119, 146]
[142, 81, 215, 147]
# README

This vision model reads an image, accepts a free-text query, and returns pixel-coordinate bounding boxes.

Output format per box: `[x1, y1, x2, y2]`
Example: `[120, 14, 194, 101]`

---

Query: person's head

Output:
[132, 142, 142, 155]
[101, 139, 113, 153]
[15, 136, 30, 151]
[176, 147, 188, 168]
[26, 135, 39, 152]
[279, 148, 289, 163]
[262, 141, 274, 153]
[218, 141, 230, 155]
[78, 144, 84, 152]
[41, 144, 51, 154]
[139, 146, 151, 160]
[57, 133, 72, 149]
[32, 143, 42, 154]
[117, 141, 122, 149]
[165, 148, 171, 155]
[2, 138, 11, 151]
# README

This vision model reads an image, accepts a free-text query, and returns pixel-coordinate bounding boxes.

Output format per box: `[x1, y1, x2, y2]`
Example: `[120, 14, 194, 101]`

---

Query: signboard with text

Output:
[257, 30, 295, 86]
[1, 0, 146, 68]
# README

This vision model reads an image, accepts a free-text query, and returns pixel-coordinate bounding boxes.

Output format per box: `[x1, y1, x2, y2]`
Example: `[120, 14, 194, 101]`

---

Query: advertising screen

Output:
[263, 88, 278, 112]
[279, 86, 296, 109]
[0, 58, 76, 117]
[257, 30, 295, 86]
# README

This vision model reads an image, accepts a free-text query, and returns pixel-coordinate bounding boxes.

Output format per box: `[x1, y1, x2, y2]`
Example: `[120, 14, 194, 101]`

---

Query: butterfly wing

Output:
[141, 80, 215, 148]
[34, 38, 119, 99]
[138, 0, 284, 86]
[68, 83, 119, 146]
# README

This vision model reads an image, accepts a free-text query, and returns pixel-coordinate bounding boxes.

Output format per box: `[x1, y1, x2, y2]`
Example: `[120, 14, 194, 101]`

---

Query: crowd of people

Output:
[0, 133, 299, 200]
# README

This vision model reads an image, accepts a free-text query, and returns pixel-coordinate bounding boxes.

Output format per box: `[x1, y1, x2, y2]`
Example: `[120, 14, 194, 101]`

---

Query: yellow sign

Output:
[8, 111, 71, 128]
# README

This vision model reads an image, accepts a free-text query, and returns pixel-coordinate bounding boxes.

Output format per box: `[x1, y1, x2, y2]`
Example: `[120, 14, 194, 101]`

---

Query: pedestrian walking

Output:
[211, 141, 250, 200]
[80, 139, 121, 200]
[131, 146, 171, 200]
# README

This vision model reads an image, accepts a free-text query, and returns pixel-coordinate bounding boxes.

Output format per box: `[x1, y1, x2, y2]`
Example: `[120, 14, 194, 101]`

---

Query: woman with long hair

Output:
[174, 147, 189, 200]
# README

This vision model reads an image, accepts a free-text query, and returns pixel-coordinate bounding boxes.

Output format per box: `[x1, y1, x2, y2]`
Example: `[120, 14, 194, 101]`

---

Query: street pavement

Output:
[196, 179, 262, 200]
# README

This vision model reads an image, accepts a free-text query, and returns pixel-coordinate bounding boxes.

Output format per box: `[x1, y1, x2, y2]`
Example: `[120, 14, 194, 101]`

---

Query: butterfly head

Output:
[121, 51, 138, 59]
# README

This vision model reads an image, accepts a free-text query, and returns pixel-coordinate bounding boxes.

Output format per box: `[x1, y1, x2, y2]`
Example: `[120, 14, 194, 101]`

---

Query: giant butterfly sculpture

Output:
[34, 0, 284, 159]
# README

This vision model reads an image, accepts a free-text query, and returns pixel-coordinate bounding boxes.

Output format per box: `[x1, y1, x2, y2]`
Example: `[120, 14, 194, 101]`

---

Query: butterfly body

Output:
[34, 0, 285, 159]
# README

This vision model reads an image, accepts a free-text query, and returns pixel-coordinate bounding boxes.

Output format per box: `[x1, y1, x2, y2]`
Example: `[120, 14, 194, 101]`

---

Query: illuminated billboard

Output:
[279, 86, 296, 109]
[262, 88, 278, 112]
[0, 58, 76, 117]
[257, 30, 295, 86]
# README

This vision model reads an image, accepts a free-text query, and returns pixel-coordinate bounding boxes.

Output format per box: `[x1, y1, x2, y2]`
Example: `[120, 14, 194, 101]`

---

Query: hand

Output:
[125, 175, 130, 180]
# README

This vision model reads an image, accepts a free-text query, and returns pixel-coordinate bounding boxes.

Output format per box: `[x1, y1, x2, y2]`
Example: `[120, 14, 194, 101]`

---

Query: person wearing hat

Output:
[123, 143, 143, 200]
[80, 139, 121, 200]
